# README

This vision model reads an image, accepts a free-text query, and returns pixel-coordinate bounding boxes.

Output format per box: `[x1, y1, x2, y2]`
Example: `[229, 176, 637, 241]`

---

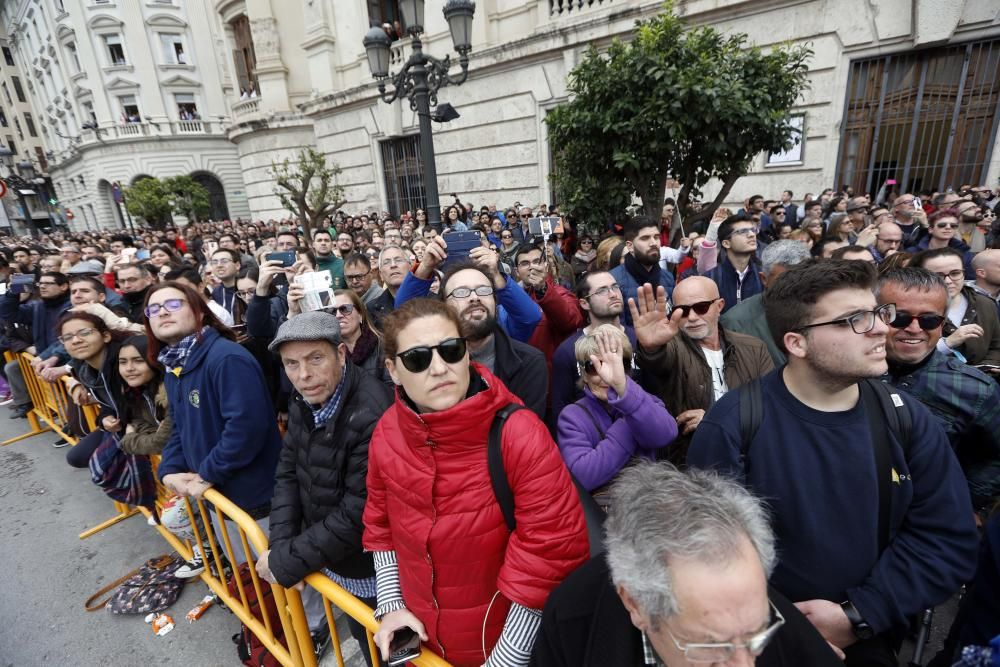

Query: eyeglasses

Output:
[795, 302, 896, 335]
[236, 290, 256, 300]
[38, 281, 58, 287]
[396, 337, 467, 373]
[380, 257, 408, 268]
[145, 298, 187, 318]
[585, 284, 622, 300]
[501, 234, 512, 239]
[332, 304, 355, 317]
[933, 269, 966, 283]
[345, 272, 370, 282]
[210, 258, 234, 266]
[890, 312, 946, 330]
[934, 223, 959, 229]
[517, 257, 546, 270]
[58, 327, 98, 343]
[446, 285, 494, 300]
[519, 214, 530, 219]
[672, 299, 720, 318]
[580, 239, 593, 245]
[730, 227, 759, 237]
[581, 356, 632, 376]
[666, 601, 785, 663]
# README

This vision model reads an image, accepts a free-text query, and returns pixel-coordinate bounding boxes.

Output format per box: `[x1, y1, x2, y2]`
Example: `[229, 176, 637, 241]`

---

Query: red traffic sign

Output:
[0, 180, 7, 198]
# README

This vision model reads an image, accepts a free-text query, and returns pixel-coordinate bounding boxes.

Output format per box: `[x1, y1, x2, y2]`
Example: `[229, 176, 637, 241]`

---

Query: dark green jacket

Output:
[720, 292, 785, 367]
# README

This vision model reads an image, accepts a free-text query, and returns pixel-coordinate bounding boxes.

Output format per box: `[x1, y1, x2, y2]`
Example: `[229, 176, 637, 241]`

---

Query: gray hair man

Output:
[720, 240, 812, 366]
[255, 311, 393, 664]
[530, 462, 844, 667]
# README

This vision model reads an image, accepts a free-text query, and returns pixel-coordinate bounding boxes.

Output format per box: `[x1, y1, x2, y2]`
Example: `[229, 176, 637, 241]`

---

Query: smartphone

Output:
[387, 627, 421, 667]
[974, 364, 1000, 374]
[265, 251, 297, 268]
[528, 216, 564, 237]
[441, 231, 481, 268]
[121, 247, 137, 261]
[10, 274, 34, 294]
[885, 179, 897, 186]
[135, 248, 150, 260]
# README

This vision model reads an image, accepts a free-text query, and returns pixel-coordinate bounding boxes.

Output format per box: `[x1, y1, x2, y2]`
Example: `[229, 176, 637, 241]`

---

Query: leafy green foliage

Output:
[123, 178, 173, 228]
[164, 175, 211, 223]
[547, 3, 811, 231]
[272, 148, 346, 242]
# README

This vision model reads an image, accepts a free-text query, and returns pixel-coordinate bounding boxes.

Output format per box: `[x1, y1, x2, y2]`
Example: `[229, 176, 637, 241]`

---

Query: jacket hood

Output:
[392, 362, 522, 451]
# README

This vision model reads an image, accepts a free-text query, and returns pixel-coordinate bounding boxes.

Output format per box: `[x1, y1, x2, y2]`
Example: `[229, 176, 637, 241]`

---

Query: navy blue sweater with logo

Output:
[158, 327, 281, 511]
[688, 369, 978, 635]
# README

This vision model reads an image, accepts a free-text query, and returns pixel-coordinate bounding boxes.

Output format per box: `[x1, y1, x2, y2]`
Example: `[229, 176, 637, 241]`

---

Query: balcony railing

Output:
[116, 122, 144, 137]
[232, 97, 260, 118]
[176, 120, 204, 133]
[549, 0, 613, 16]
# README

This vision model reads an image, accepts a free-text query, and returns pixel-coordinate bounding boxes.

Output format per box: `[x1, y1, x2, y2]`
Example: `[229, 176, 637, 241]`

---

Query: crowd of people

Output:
[1, 181, 999, 667]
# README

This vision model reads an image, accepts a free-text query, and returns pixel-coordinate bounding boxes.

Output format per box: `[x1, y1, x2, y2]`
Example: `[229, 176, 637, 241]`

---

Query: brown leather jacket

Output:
[638, 326, 774, 463]
[944, 286, 1000, 366]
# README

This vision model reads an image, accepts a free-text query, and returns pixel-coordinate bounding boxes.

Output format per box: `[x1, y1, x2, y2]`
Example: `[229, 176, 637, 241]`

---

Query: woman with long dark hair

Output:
[332, 289, 388, 384]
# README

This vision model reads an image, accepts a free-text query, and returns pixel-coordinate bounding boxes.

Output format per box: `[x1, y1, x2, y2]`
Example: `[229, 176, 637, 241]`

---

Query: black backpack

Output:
[737, 377, 912, 554]
[487, 404, 606, 557]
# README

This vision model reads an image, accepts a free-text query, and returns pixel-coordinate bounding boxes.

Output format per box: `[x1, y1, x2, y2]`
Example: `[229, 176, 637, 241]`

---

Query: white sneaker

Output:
[174, 544, 211, 579]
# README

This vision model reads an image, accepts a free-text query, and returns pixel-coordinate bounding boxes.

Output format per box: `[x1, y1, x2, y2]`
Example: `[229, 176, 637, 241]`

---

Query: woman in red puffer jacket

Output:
[363, 297, 588, 667]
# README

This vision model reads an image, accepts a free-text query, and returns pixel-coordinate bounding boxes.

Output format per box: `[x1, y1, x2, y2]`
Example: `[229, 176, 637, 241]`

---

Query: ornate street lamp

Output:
[363, 0, 476, 225]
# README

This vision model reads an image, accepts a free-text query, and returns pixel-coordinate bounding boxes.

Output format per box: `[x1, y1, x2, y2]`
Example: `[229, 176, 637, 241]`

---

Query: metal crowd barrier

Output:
[4, 351, 456, 667]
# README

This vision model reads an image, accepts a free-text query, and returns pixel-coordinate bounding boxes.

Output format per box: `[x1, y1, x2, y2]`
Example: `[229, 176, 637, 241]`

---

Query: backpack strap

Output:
[737, 378, 763, 468]
[488, 404, 525, 532]
[862, 378, 912, 457]
[576, 404, 607, 441]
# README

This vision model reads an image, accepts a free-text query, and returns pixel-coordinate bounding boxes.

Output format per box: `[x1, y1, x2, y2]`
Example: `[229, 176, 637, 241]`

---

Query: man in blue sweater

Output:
[688, 260, 978, 667]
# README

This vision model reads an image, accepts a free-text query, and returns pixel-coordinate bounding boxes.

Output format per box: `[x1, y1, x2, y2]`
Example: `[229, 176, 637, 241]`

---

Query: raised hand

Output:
[589, 330, 628, 397]
[627, 283, 682, 350]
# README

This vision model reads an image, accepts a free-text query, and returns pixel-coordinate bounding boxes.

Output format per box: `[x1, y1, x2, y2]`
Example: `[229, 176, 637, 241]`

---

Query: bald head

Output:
[974, 249, 1000, 292]
[673, 276, 721, 304]
[875, 222, 903, 256]
[972, 249, 1000, 272]
[672, 277, 723, 343]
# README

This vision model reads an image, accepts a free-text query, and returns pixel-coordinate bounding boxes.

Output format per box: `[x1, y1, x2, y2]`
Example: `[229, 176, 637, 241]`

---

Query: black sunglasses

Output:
[396, 337, 467, 373]
[332, 304, 355, 317]
[582, 357, 632, 376]
[890, 312, 946, 331]
[671, 299, 719, 318]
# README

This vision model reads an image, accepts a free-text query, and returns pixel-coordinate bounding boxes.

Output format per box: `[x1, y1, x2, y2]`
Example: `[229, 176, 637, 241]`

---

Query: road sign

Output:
[0, 180, 7, 199]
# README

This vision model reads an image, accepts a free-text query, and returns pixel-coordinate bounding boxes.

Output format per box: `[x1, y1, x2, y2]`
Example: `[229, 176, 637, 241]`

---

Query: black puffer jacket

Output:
[268, 361, 393, 586]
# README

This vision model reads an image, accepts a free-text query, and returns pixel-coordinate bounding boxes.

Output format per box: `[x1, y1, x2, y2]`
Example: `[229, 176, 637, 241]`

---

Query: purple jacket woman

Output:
[557, 376, 678, 492]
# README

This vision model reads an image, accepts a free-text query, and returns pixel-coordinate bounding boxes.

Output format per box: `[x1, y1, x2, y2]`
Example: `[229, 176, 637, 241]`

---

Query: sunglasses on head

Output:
[672, 299, 719, 318]
[890, 312, 946, 330]
[396, 337, 467, 373]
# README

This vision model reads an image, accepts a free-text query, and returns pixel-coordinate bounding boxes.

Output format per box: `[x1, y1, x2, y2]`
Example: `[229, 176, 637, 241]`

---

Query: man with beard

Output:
[513, 243, 583, 367]
[876, 267, 1000, 521]
[702, 217, 763, 315]
[868, 222, 904, 263]
[686, 260, 977, 667]
[550, 271, 639, 422]
[366, 245, 410, 331]
[954, 200, 989, 252]
[0, 271, 72, 418]
[611, 216, 675, 326]
[629, 277, 772, 464]
[311, 229, 345, 289]
[335, 232, 355, 258]
[115, 262, 155, 324]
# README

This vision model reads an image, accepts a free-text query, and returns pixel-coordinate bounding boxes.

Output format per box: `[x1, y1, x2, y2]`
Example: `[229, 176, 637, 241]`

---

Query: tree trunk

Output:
[682, 169, 744, 228]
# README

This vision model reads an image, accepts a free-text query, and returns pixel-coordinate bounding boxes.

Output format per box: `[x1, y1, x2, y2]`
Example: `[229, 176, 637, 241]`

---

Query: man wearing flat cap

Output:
[254, 311, 393, 664]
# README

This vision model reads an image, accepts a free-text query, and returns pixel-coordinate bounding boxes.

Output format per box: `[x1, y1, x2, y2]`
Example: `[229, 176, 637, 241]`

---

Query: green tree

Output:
[272, 148, 346, 242]
[164, 175, 211, 223]
[124, 178, 173, 228]
[546, 4, 811, 231]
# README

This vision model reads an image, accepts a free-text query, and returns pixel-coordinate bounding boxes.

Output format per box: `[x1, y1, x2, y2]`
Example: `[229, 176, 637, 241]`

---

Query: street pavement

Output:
[0, 413, 365, 667]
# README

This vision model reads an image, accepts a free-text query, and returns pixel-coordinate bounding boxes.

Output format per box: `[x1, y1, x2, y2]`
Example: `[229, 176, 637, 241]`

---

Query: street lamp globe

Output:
[443, 0, 476, 54]
[398, 0, 425, 36]
[363, 26, 392, 79]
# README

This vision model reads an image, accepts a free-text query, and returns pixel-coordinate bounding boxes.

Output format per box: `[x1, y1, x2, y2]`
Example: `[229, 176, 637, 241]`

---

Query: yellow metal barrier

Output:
[302, 571, 456, 667]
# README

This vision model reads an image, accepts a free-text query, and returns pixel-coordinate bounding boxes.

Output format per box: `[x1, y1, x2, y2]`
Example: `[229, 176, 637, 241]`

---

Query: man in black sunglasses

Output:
[630, 277, 772, 464]
[877, 267, 1000, 522]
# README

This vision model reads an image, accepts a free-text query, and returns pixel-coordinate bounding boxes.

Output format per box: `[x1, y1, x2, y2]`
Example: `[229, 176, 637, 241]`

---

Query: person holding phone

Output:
[364, 298, 588, 667]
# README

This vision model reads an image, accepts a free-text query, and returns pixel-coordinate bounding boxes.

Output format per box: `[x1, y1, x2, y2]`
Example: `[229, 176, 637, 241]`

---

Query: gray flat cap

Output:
[66, 259, 106, 275]
[268, 311, 342, 352]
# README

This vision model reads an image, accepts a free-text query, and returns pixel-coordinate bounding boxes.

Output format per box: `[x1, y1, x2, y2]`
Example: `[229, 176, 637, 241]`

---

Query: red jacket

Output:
[527, 277, 584, 367]
[363, 364, 588, 666]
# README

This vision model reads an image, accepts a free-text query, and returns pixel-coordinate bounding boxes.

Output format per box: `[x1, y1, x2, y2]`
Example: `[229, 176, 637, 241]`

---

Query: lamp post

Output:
[363, 0, 476, 226]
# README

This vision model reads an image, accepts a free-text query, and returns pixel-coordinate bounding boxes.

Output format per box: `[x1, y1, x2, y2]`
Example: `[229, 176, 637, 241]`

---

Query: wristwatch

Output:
[840, 600, 875, 640]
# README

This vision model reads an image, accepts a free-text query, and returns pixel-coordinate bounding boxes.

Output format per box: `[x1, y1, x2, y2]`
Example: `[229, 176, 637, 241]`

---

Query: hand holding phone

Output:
[374, 610, 427, 665]
[265, 251, 297, 268]
[387, 627, 421, 667]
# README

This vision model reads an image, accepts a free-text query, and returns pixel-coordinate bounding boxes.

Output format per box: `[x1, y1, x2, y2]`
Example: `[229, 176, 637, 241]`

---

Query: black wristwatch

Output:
[840, 600, 875, 640]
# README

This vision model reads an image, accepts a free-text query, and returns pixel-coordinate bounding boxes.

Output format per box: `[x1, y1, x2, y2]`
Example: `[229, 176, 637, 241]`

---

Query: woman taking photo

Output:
[556, 326, 677, 506]
[364, 298, 588, 667]
[332, 289, 388, 384]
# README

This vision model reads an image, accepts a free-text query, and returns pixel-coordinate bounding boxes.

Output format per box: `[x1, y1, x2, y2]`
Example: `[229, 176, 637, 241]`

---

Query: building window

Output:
[2, 82, 11, 106]
[174, 93, 200, 119]
[82, 101, 96, 123]
[368, 0, 403, 38]
[103, 34, 126, 66]
[158, 33, 188, 65]
[119, 95, 140, 122]
[2, 47, 14, 67]
[230, 15, 258, 96]
[13, 116, 23, 140]
[54, 0, 66, 12]
[5, 136, 16, 156]
[11, 76, 25, 102]
[0, 109, 6, 127]
[24, 113, 37, 137]
[381, 135, 426, 218]
[836, 37, 1000, 194]
[66, 42, 81, 73]
[35, 146, 47, 171]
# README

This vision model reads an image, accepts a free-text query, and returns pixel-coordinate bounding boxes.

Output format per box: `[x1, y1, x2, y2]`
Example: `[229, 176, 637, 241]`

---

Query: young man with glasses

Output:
[910, 247, 1000, 366]
[701, 216, 763, 315]
[905, 208, 974, 265]
[630, 277, 772, 464]
[513, 244, 584, 368]
[209, 248, 241, 321]
[687, 260, 978, 667]
[876, 267, 1000, 524]
[531, 462, 844, 667]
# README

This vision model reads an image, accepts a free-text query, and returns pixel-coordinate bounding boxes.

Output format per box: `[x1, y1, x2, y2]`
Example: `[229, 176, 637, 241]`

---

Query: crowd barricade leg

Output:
[2, 352, 53, 445]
